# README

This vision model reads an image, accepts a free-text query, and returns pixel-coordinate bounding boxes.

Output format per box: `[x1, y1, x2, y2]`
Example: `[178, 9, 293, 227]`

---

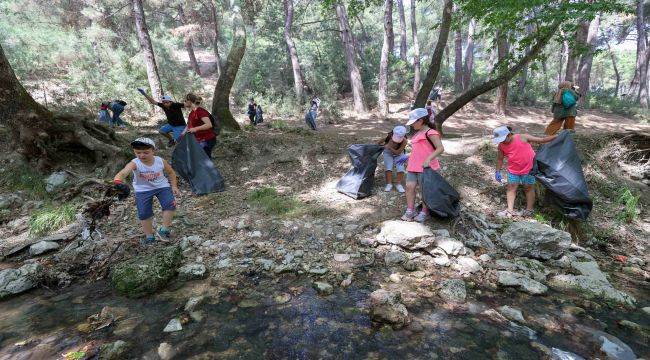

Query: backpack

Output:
[207, 111, 221, 136]
[561, 90, 576, 109]
[116, 100, 127, 106]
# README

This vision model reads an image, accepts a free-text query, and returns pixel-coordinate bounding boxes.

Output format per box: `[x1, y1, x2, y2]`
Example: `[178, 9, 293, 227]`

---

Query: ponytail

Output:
[185, 93, 202, 105]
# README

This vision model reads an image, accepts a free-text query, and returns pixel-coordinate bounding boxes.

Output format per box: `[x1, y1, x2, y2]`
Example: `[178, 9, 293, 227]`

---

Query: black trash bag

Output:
[336, 144, 384, 199]
[532, 131, 592, 220]
[172, 134, 225, 195]
[420, 168, 460, 218]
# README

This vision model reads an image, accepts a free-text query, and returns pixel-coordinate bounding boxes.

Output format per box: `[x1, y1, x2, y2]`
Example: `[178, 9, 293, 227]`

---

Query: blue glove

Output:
[137, 88, 146, 95]
[395, 154, 409, 165]
[495, 170, 503, 183]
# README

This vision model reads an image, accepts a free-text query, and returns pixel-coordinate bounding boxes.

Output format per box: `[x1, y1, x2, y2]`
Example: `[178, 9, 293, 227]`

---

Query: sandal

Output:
[521, 209, 534, 217]
[496, 210, 515, 218]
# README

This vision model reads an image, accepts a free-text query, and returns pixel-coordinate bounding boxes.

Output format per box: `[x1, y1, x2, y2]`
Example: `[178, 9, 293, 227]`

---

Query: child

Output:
[378, 125, 407, 193]
[425, 99, 435, 123]
[305, 99, 318, 130]
[109, 100, 128, 128]
[98, 103, 112, 125]
[492, 126, 556, 217]
[401, 108, 444, 223]
[183, 93, 216, 159]
[113, 137, 180, 244]
[247, 99, 257, 126]
[255, 104, 264, 124]
[546, 81, 580, 135]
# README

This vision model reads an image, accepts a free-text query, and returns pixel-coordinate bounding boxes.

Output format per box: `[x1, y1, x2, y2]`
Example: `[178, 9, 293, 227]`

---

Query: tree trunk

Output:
[576, 14, 600, 105]
[335, 2, 367, 112]
[386, 0, 395, 54]
[177, 6, 201, 76]
[132, 0, 163, 100]
[495, 34, 509, 115]
[558, 39, 566, 83]
[565, 21, 589, 82]
[454, 27, 463, 92]
[411, 0, 421, 93]
[283, 0, 306, 102]
[435, 20, 561, 128]
[211, 16, 246, 131]
[606, 42, 620, 97]
[414, 0, 453, 107]
[462, 19, 475, 90]
[396, 0, 408, 61]
[630, 0, 647, 101]
[518, 24, 533, 94]
[209, 2, 223, 79]
[378, 0, 393, 116]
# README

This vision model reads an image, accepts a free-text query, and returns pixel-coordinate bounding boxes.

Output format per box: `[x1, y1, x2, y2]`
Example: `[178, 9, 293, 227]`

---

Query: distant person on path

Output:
[493, 126, 557, 218]
[108, 100, 128, 128]
[138, 89, 187, 146]
[183, 93, 216, 159]
[546, 81, 580, 135]
[255, 104, 264, 124]
[98, 103, 112, 125]
[425, 99, 435, 122]
[428, 87, 442, 102]
[378, 125, 408, 193]
[247, 99, 257, 126]
[401, 108, 445, 223]
[112, 137, 180, 245]
[305, 97, 319, 130]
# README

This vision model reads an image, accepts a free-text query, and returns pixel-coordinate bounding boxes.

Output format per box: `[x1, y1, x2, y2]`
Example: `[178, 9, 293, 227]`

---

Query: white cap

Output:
[392, 125, 407, 142]
[492, 126, 510, 145]
[407, 108, 429, 126]
[161, 95, 173, 102]
[131, 137, 156, 149]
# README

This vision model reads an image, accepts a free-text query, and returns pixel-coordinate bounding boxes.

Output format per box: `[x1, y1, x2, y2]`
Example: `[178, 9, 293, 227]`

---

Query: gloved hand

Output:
[395, 154, 409, 165]
[137, 88, 146, 95]
[495, 170, 503, 183]
[113, 180, 131, 200]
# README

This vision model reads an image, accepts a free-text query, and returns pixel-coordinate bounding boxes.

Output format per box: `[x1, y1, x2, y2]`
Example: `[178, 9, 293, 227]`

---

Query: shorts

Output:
[383, 150, 405, 173]
[160, 124, 186, 141]
[135, 187, 176, 220]
[405, 171, 423, 184]
[507, 172, 536, 185]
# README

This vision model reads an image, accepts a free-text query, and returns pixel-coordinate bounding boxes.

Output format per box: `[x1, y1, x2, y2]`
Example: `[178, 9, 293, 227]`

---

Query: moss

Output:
[110, 246, 182, 298]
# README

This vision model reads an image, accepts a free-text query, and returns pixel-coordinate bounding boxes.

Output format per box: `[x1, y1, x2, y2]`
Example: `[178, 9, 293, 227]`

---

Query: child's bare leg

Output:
[524, 185, 535, 211]
[406, 181, 417, 209]
[141, 218, 154, 236]
[506, 184, 518, 212]
[396, 171, 404, 184]
[385, 170, 393, 184]
[162, 210, 174, 228]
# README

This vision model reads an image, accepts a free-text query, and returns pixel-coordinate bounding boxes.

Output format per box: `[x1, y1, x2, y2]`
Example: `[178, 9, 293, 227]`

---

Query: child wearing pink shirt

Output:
[492, 126, 556, 218]
[401, 108, 445, 223]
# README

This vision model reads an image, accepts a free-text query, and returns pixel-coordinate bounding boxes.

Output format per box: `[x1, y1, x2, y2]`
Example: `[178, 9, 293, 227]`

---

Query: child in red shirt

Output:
[183, 93, 216, 158]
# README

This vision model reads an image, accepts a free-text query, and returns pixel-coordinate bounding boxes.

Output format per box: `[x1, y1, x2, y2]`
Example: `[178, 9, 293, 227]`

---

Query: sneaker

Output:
[414, 211, 429, 223]
[496, 210, 516, 218]
[140, 234, 156, 245]
[395, 184, 405, 193]
[401, 209, 416, 221]
[157, 227, 171, 242]
[521, 209, 534, 217]
[384, 184, 393, 192]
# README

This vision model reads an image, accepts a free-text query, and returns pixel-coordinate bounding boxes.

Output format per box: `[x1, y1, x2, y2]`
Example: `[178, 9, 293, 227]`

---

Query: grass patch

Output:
[0, 164, 49, 199]
[269, 119, 290, 131]
[616, 187, 640, 223]
[246, 187, 301, 216]
[29, 203, 77, 237]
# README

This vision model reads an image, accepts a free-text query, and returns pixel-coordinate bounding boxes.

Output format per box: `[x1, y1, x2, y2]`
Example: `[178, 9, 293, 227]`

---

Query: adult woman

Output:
[184, 93, 216, 158]
[545, 81, 580, 135]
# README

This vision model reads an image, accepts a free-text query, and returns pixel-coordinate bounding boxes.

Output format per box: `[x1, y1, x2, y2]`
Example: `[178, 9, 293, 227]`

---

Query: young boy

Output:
[492, 126, 556, 218]
[113, 137, 180, 244]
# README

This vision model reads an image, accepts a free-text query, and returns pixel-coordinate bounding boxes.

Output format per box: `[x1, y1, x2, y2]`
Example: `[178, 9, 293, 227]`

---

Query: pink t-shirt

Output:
[406, 129, 441, 173]
[498, 134, 536, 175]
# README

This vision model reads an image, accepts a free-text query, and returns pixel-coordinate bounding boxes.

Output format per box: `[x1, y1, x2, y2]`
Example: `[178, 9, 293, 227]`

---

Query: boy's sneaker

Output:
[414, 211, 429, 223]
[384, 184, 393, 192]
[401, 209, 416, 221]
[140, 234, 156, 245]
[157, 227, 171, 242]
[395, 184, 405, 193]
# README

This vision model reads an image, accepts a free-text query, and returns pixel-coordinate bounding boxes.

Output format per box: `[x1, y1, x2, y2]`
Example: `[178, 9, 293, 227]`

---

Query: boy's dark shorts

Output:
[135, 187, 176, 220]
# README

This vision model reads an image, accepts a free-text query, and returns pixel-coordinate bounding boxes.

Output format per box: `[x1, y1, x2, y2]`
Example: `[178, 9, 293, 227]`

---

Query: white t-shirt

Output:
[131, 156, 170, 192]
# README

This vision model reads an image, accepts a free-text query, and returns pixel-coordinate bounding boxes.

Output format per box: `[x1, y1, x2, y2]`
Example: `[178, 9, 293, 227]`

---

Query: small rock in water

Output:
[642, 307, 650, 316]
[163, 318, 183, 332]
[313, 281, 333, 296]
[368, 289, 410, 329]
[334, 253, 350, 262]
[274, 293, 292, 304]
[340, 274, 353, 287]
[178, 263, 207, 280]
[0, 263, 42, 299]
[497, 271, 547, 295]
[498, 305, 525, 323]
[439, 279, 466, 303]
[29, 241, 60, 256]
[158, 343, 176, 360]
[99, 340, 130, 360]
[550, 347, 585, 360]
[184, 296, 206, 312]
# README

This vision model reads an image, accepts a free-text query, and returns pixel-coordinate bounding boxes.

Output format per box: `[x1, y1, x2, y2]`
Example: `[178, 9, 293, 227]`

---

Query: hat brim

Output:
[131, 141, 156, 149]
[492, 134, 508, 145]
[406, 118, 420, 126]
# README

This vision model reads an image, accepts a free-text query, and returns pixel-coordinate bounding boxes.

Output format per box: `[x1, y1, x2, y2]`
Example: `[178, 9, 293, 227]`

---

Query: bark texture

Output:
[396, 0, 408, 61]
[495, 34, 509, 115]
[564, 21, 589, 82]
[411, 0, 421, 93]
[283, 0, 306, 102]
[576, 14, 600, 104]
[335, 2, 367, 112]
[454, 27, 463, 92]
[630, 0, 649, 107]
[462, 19, 475, 90]
[132, 0, 163, 100]
[378, 0, 393, 116]
[178, 6, 201, 76]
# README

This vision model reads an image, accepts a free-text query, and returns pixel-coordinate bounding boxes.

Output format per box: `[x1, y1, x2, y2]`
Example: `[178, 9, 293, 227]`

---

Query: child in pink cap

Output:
[378, 125, 408, 192]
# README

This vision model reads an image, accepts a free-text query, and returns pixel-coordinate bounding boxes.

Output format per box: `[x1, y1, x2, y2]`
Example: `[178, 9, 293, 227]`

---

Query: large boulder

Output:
[369, 289, 410, 329]
[29, 241, 60, 256]
[500, 222, 571, 260]
[376, 220, 436, 247]
[497, 271, 548, 295]
[0, 263, 42, 299]
[110, 246, 182, 298]
[45, 171, 69, 193]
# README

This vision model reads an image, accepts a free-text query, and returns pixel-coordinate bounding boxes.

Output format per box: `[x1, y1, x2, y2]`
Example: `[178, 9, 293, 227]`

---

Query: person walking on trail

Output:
[183, 93, 216, 159]
[305, 98, 319, 130]
[492, 125, 557, 218]
[255, 104, 264, 124]
[138, 88, 187, 146]
[247, 99, 257, 126]
[400, 108, 445, 223]
[112, 137, 180, 245]
[378, 125, 408, 193]
[425, 99, 435, 122]
[545, 81, 580, 135]
[98, 103, 112, 125]
[108, 100, 128, 128]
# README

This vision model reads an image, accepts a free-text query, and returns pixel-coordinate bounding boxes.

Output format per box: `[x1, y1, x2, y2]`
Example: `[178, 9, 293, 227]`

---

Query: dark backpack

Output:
[208, 111, 221, 136]
[115, 100, 127, 106]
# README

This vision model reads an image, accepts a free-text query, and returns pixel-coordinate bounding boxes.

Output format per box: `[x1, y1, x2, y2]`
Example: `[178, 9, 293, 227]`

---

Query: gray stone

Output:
[642, 307, 650, 316]
[313, 281, 333, 295]
[216, 258, 231, 269]
[478, 254, 492, 263]
[497, 271, 548, 295]
[163, 318, 183, 332]
[574, 325, 636, 360]
[402, 260, 418, 272]
[384, 250, 408, 266]
[432, 253, 451, 267]
[334, 253, 350, 262]
[439, 279, 466, 302]
[110, 246, 182, 298]
[369, 289, 410, 329]
[45, 171, 69, 193]
[158, 342, 176, 360]
[29, 241, 60, 256]
[99, 340, 130, 360]
[498, 305, 525, 323]
[500, 221, 571, 260]
[256, 258, 274, 271]
[452, 257, 482, 274]
[178, 263, 207, 280]
[376, 220, 434, 247]
[550, 348, 586, 360]
[0, 263, 42, 299]
[435, 238, 468, 256]
[308, 267, 329, 275]
[548, 275, 636, 308]
[184, 296, 206, 312]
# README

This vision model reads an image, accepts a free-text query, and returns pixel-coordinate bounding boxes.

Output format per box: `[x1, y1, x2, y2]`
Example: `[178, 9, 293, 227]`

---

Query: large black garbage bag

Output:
[336, 144, 384, 199]
[172, 134, 225, 195]
[421, 168, 460, 218]
[532, 131, 592, 220]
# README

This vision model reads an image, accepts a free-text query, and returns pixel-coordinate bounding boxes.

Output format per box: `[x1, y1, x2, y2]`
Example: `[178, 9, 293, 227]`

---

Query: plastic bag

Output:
[421, 168, 460, 218]
[336, 144, 384, 199]
[532, 131, 592, 220]
[172, 134, 225, 195]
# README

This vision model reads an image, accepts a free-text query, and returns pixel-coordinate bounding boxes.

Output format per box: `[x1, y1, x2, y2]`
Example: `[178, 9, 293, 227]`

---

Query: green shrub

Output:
[616, 187, 640, 223]
[247, 187, 300, 216]
[29, 203, 77, 236]
[0, 164, 49, 199]
[269, 119, 290, 131]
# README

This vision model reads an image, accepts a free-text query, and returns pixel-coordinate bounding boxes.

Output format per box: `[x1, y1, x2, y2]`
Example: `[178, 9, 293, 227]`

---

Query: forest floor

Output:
[0, 100, 648, 359]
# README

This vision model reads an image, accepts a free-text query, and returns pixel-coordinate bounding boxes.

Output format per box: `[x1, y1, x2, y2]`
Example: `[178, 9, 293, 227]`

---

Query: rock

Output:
[0, 263, 42, 299]
[452, 257, 482, 275]
[432, 253, 450, 267]
[439, 279, 466, 303]
[100, 306, 129, 320]
[256, 259, 274, 271]
[574, 325, 636, 360]
[184, 296, 206, 312]
[113, 317, 142, 337]
[498, 305, 525, 323]
[334, 254, 350, 262]
[308, 267, 329, 275]
[28, 241, 60, 256]
[368, 289, 410, 329]
[178, 263, 207, 280]
[250, 230, 262, 238]
[110, 246, 182, 298]
[550, 348, 586, 360]
[313, 281, 333, 296]
[618, 320, 645, 334]
[189, 311, 204, 322]
[500, 221, 571, 260]
[497, 271, 547, 295]
[180, 235, 203, 250]
[274, 293, 292, 304]
[158, 342, 176, 360]
[340, 274, 352, 287]
[163, 318, 183, 332]
[478, 254, 492, 263]
[384, 250, 408, 266]
[376, 220, 433, 247]
[389, 273, 403, 283]
[402, 260, 418, 272]
[99, 340, 130, 360]
[642, 307, 650, 316]
[359, 238, 377, 247]
[45, 171, 69, 193]
[435, 238, 468, 256]
[216, 258, 231, 269]
[0, 194, 21, 209]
